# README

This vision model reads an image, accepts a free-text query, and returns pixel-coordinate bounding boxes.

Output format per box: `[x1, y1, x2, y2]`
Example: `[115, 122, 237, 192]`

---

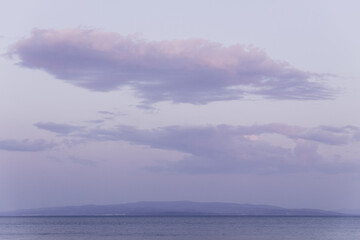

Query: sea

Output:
[0, 216, 360, 240]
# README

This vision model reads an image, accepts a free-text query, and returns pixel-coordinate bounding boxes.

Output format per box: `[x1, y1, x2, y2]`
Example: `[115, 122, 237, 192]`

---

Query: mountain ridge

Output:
[0, 201, 345, 216]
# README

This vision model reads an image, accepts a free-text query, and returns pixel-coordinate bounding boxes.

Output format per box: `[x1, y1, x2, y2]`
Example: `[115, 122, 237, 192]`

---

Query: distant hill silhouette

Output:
[0, 201, 344, 216]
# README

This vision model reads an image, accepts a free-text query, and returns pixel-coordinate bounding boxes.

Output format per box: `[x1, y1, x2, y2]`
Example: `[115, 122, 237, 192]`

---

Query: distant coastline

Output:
[0, 201, 351, 217]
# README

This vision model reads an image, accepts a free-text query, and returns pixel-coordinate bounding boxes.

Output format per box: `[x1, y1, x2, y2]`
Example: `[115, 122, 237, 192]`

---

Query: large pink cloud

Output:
[10, 29, 334, 105]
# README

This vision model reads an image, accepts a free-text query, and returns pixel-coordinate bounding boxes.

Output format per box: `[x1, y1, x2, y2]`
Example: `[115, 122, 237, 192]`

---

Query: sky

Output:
[1, 0, 360, 212]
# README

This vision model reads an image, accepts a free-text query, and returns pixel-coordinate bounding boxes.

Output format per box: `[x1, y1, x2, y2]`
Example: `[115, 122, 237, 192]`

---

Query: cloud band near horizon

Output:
[32, 121, 360, 174]
[9, 29, 334, 105]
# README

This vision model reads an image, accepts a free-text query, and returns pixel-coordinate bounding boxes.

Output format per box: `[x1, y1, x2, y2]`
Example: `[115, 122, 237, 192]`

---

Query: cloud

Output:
[97, 111, 116, 116]
[34, 122, 85, 135]
[69, 155, 97, 167]
[85, 119, 105, 124]
[76, 124, 360, 174]
[299, 125, 359, 145]
[0, 139, 56, 152]
[9, 28, 334, 105]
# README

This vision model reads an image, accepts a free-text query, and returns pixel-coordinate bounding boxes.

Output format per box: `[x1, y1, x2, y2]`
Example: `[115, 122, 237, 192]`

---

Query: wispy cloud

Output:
[34, 122, 85, 135]
[9, 29, 334, 105]
[0, 139, 56, 152]
[74, 124, 359, 174]
[69, 155, 97, 167]
[97, 111, 116, 116]
[85, 119, 105, 124]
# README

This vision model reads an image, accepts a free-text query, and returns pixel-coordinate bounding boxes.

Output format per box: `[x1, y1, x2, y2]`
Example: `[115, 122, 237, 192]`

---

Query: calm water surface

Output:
[0, 216, 360, 240]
